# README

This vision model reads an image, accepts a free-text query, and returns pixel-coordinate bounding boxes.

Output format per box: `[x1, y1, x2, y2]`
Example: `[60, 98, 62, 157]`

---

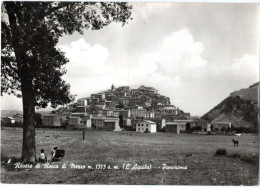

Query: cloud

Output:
[125, 29, 208, 113]
[229, 54, 258, 81]
[58, 38, 112, 95]
[59, 38, 135, 98]
[1, 30, 258, 116]
[132, 3, 171, 20]
[128, 29, 207, 86]
[127, 29, 258, 115]
[59, 29, 258, 116]
[59, 38, 110, 78]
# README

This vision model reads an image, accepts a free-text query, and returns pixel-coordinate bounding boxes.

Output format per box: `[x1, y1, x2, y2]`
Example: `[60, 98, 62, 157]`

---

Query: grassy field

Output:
[1, 127, 259, 185]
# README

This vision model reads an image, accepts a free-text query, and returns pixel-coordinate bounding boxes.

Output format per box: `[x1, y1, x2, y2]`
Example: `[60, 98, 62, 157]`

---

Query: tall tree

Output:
[119, 114, 124, 128]
[1, 2, 132, 162]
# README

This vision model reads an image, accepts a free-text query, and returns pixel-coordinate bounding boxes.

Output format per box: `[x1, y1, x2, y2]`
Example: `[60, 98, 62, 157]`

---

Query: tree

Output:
[35, 113, 43, 127]
[1, 2, 132, 162]
[119, 114, 124, 128]
[116, 101, 124, 108]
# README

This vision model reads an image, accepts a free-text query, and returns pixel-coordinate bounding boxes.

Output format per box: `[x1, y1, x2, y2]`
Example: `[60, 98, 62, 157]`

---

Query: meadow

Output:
[1, 127, 259, 185]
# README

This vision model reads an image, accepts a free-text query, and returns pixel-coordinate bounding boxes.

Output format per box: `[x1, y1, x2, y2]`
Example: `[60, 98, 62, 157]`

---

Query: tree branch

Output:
[42, 2, 74, 18]
[6, 59, 19, 75]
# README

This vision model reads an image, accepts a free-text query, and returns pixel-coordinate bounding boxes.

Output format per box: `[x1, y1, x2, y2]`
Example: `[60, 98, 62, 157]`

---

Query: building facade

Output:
[103, 118, 121, 131]
[68, 113, 92, 128]
[68, 116, 83, 127]
[92, 117, 106, 128]
[165, 122, 186, 134]
[77, 98, 88, 106]
[161, 106, 178, 116]
[136, 120, 157, 133]
[12, 114, 23, 123]
[42, 114, 61, 126]
[145, 111, 155, 119]
[131, 109, 146, 118]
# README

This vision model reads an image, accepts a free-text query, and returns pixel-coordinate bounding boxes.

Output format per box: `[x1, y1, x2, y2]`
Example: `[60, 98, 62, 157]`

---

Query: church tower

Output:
[111, 84, 115, 91]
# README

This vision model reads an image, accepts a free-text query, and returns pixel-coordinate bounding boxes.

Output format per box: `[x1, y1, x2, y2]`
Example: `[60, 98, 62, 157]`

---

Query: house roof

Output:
[78, 98, 89, 101]
[13, 114, 23, 118]
[92, 117, 107, 120]
[165, 122, 178, 126]
[174, 119, 194, 123]
[140, 120, 156, 124]
[211, 121, 231, 124]
[162, 106, 176, 110]
[69, 116, 81, 119]
[104, 119, 118, 122]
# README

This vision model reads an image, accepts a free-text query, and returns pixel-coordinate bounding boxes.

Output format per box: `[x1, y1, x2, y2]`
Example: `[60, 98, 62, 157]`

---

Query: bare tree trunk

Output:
[21, 76, 36, 163]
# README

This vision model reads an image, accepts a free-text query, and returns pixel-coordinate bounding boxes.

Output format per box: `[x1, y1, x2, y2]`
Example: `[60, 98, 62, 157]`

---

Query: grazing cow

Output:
[232, 139, 239, 147]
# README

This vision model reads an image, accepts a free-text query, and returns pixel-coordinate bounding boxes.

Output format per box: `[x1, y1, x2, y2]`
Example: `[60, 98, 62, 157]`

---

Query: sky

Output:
[1, 2, 259, 116]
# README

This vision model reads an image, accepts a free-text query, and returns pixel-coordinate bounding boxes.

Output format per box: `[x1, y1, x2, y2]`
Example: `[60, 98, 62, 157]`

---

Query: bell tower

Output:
[111, 84, 115, 91]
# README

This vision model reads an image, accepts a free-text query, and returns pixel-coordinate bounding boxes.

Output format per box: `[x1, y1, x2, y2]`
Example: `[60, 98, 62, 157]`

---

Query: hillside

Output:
[1, 110, 23, 117]
[1, 110, 51, 117]
[229, 82, 258, 103]
[201, 82, 258, 128]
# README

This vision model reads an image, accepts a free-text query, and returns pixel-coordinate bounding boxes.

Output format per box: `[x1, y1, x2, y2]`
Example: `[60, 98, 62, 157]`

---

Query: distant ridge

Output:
[201, 82, 258, 128]
[1, 110, 23, 117]
[1, 110, 51, 117]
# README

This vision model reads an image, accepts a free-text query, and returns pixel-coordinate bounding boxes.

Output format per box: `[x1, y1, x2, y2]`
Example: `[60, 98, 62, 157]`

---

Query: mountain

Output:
[201, 82, 258, 128]
[1, 110, 52, 117]
[1, 110, 23, 117]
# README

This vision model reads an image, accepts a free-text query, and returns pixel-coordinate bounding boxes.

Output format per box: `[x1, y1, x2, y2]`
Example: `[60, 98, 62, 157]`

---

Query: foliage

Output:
[158, 127, 166, 132]
[1, 1, 132, 162]
[220, 127, 227, 132]
[119, 114, 124, 127]
[185, 153, 192, 157]
[240, 154, 259, 165]
[35, 113, 43, 127]
[2, 2, 132, 108]
[144, 129, 150, 133]
[190, 126, 202, 132]
[215, 148, 227, 156]
[232, 126, 256, 133]
[226, 152, 258, 165]
[116, 101, 124, 108]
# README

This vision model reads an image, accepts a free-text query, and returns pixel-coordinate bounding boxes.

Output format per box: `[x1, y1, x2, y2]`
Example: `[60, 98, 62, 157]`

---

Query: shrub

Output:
[190, 126, 202, 132]
[240, 154, 259, 165]
[158, 127, 166, 132]
[220, 127, 227, 132]
[215, 148, 227, 156]
[225, 152, 258, 165]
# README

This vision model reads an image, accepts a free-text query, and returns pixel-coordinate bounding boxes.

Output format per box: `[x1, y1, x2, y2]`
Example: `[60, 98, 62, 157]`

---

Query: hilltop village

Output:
[42, 84, 211, 133]
[2, 85, 234, 134]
